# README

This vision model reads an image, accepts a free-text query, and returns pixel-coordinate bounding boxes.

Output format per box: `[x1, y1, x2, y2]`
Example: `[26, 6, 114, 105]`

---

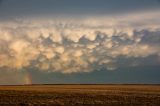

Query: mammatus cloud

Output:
[0, 11, 160, 73]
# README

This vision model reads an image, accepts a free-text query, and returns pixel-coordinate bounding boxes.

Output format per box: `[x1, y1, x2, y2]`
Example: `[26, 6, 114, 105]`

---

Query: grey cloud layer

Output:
[0, 12, 160, 73]
[0, 0, 160, 18]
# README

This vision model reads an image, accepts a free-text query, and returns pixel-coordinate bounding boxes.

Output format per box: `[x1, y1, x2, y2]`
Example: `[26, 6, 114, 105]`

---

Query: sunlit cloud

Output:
[0, 10, 160, 73]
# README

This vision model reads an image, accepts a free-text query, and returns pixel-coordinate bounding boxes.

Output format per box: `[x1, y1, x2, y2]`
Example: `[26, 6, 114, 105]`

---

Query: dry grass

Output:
[0, 84, 160, 106]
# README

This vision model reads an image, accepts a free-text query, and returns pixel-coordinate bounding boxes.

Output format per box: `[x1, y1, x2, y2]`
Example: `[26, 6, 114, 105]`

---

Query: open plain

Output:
[0, 84, 160, 106]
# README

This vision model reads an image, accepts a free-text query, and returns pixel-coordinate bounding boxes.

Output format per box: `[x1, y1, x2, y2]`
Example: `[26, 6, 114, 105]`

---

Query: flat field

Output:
[0, 84, 160, 106]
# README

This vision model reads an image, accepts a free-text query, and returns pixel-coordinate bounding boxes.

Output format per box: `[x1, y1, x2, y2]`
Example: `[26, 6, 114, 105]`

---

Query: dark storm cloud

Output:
[157, 0, 160, 3]
[30, 65, 160, 84]
[0, 0, 3, 6]
[0, 0, 160, 19]
[0, 0, 160, 84]
[139, 30, 160, 45]
[0, 17, 160, 73]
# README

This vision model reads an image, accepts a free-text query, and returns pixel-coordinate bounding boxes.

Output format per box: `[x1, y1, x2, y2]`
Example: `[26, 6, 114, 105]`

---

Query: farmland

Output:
[0, 84, 160, 106]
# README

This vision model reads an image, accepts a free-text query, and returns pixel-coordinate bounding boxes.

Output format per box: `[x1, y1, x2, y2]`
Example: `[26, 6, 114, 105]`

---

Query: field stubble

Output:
[0, 85, 159, 106]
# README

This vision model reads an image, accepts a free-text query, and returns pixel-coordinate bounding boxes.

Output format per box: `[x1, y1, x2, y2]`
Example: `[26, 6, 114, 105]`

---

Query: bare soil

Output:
[0, 84, 159, 106]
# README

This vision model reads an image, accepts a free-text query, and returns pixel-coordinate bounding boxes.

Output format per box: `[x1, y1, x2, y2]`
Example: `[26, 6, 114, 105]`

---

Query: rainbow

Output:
[24, 72, 32, 85]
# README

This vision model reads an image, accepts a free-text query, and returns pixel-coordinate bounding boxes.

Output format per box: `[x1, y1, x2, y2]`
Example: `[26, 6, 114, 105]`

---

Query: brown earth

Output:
[0, 84, 160, 106]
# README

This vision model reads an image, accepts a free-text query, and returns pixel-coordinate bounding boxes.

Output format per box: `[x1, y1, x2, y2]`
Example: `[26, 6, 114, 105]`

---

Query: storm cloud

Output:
[0, 11, 160, 74]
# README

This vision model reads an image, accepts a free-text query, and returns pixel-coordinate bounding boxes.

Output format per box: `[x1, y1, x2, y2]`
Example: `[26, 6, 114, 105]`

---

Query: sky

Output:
[0, 0, 160, 84]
